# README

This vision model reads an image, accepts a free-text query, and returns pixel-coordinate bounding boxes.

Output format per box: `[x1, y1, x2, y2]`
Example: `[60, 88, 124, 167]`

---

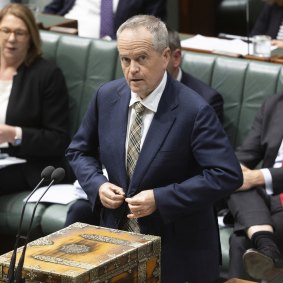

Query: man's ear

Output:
[163, 47, 171, 64]
[173, 48, 182, 67]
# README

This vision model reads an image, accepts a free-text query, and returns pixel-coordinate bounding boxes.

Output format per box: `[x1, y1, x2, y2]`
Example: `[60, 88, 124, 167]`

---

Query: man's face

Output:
[117, 27, 170, 99]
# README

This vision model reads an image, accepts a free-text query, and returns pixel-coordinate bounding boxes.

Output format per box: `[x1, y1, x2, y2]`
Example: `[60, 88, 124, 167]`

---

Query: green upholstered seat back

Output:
[40, 31, 119, 137]
[181, 51, 283, 149]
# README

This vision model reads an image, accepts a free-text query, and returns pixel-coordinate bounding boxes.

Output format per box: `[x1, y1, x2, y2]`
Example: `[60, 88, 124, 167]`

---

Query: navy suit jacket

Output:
[66, 75, 242, 283]
[250, 3, 283, 39]
[43, 0, 166, 38]
[181, 69, 224, 122]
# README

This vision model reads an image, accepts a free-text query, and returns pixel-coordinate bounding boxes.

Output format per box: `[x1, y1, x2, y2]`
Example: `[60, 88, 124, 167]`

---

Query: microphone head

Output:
[41, 166, 55, 180]
[51, 167, 65, 183]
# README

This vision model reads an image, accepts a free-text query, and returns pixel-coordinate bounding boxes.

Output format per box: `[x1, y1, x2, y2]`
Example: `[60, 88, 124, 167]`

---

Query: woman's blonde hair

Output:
[0, 3, 42, 65]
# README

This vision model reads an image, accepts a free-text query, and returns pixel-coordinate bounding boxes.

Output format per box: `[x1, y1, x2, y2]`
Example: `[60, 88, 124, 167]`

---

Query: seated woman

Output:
[0, 3, 70, 195]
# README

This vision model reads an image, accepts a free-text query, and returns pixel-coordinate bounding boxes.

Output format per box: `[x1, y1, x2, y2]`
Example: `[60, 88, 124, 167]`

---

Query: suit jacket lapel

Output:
[111, 82, 131, 188]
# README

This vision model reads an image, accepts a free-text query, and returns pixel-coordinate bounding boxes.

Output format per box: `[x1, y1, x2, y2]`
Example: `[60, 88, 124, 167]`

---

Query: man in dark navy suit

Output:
[65, 15, 242, 283]
[166, 27, 224, 123]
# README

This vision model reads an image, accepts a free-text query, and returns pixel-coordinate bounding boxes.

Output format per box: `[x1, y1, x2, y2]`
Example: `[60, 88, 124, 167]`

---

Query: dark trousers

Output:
[64, 199, 100, 227]
[227, 188, 283, 279]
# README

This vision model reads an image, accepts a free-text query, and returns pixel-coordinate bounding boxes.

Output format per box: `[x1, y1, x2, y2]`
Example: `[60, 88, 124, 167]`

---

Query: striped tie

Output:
[120, 102, 145, 233]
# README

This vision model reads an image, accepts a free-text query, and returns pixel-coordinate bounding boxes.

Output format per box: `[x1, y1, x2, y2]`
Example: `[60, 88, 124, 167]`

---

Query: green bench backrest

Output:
[182, 50, 283, 149]
[40, 31, 119, 137]
[40, 31, 283, 149]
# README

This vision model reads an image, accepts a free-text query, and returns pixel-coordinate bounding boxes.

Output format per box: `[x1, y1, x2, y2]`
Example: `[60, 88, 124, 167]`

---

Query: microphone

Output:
[13, 167, 65, 283]
[6, 166, 55, 283]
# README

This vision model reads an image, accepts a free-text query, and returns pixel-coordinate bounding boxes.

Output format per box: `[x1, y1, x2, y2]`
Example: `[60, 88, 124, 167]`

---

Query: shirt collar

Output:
[129, 72, 167, 113]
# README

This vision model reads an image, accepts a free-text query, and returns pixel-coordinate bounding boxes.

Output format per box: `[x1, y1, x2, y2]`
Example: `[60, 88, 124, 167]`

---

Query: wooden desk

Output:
[36, 13, 78, 34]
[180, 33, 283, 64]
[225, 278, 257, 283]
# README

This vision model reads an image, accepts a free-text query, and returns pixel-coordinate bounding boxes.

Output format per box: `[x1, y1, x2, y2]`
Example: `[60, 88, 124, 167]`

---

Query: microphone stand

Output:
[13, 168, 65, 283]
[6, 166, 55, 283]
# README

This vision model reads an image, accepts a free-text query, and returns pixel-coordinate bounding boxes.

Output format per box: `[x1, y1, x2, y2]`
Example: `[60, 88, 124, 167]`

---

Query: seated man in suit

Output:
[43, 0, 166, 39]
[227, 93, 283, 282]
[166, 27, 224, 122]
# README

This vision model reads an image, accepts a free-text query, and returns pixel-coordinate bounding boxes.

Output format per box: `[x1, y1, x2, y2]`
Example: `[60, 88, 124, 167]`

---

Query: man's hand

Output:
[0, 124, 16, 144]
[99, 182, 125, 209]
[272, 39, 283, 48]
[237, 164, 265, 191]
[125, 190, 156, 218]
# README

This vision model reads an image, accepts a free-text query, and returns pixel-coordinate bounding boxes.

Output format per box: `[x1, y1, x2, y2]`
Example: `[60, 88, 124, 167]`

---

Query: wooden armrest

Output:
[49, 26, 78, 35]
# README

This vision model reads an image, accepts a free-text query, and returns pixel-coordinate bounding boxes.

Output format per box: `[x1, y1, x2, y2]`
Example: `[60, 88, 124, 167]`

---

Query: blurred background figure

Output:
[250, 0, 283, 48]
[43, 0, 167, 39]
[0, 3, 70, 195]
[166, 26, 224, 122]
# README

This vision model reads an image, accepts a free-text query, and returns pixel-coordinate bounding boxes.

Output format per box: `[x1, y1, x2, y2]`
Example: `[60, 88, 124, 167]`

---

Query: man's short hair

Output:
[167, 26, 181, 51]
[117, 14, 169, 53]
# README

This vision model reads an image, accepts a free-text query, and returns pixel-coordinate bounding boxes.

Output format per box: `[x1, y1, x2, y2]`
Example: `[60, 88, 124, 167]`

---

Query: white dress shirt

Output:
[0, 80, 12, 148]
[125, 72, 167, 164]
[64, 0, 119, 38]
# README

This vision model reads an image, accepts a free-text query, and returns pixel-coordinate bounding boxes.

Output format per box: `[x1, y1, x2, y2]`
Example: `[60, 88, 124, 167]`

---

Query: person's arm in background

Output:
[144, 0, 167, 21]
[204, 89, 224, 123]
[272, 39, 283, 48]
[43, 0, 65, 15]
[8, 60, 70, 158]
[250, 4, 272, 36]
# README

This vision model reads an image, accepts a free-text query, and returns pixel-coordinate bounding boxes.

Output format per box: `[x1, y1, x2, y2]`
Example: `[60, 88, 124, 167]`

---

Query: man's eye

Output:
[121, 57, 130, 65]
[138, 56, 146, 64]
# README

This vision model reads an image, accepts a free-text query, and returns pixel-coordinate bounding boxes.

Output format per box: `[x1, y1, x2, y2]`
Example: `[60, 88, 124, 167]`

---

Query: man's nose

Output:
[129, 61, 139, 73]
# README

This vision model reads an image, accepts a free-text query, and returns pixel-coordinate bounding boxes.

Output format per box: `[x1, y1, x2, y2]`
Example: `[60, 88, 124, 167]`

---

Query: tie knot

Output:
[134, 102, 145, 115]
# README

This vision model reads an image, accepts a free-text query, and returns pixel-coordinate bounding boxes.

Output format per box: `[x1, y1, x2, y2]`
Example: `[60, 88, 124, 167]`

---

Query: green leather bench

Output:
[1, 30, 283, 278]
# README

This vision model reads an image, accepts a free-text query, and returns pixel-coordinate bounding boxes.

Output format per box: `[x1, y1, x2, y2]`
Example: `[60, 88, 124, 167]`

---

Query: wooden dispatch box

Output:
[0, 223, 161, 283]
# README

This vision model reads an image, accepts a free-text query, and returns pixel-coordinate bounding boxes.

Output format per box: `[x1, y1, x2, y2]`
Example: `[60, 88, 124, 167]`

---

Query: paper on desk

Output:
[0, 156, 26, 168]
[23, 180, 88, 204]
[181, 34, 253, 56]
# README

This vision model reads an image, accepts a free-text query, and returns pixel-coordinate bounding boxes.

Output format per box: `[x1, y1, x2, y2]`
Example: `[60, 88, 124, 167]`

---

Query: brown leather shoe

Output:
[243, 249, 283, 282]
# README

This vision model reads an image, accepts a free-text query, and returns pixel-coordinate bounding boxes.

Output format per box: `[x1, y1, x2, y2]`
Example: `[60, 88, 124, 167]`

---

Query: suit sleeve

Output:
[144, 0, 167, 20]
[66, 90, 108, 209]
[250, 4, 272, 36]
[43, 0, 64, 14]
[154, 105, 243, 223]
[236, 103, 265, 168]
[207, 90, 224, 123]
[19, 65, 69, 158]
